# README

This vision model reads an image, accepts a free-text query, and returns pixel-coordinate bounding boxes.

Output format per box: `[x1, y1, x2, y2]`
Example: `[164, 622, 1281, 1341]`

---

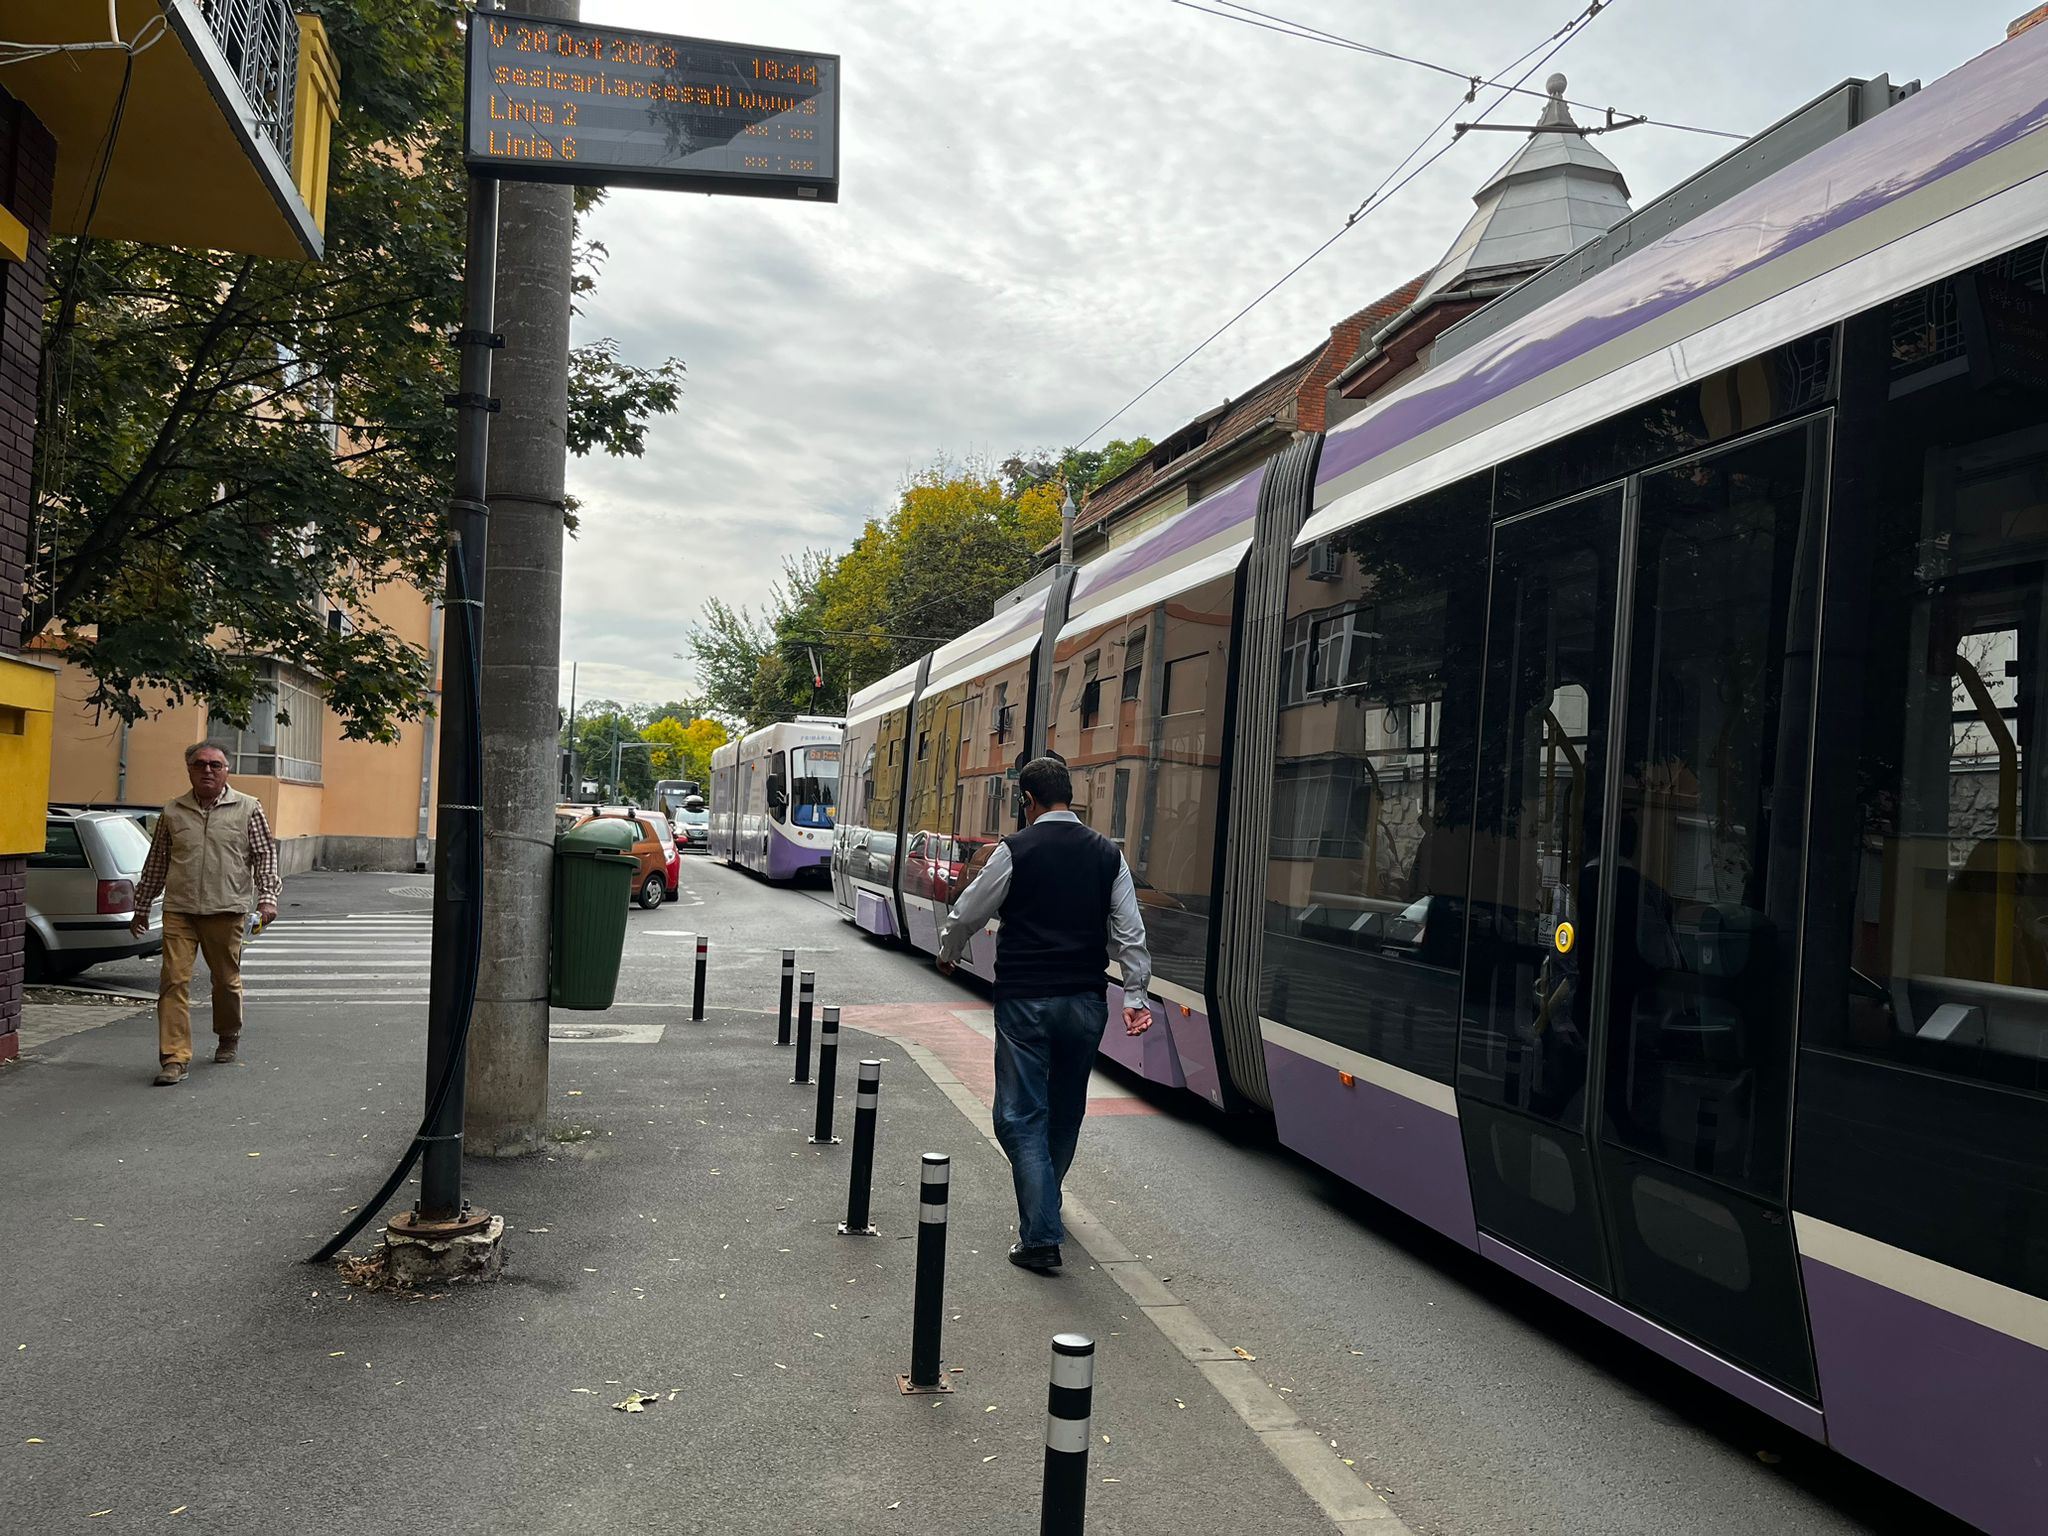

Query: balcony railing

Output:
[196, 0, 300, 171]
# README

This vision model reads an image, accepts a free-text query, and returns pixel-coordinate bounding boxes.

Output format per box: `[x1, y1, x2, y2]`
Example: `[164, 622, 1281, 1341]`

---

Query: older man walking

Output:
[129, 741, 281, 1085]
[938, 755, 1153, 1273]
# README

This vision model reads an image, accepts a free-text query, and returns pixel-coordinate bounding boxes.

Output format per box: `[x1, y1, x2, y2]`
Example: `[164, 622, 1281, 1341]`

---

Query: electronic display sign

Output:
[465, 13, 839, 200]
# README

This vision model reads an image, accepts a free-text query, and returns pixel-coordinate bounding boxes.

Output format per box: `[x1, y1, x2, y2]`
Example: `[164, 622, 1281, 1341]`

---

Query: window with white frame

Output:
[209, 661, 325, 782]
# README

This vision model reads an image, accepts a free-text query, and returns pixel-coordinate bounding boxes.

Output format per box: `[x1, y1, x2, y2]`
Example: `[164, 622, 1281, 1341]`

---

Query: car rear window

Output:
[91, 814, 154, 874]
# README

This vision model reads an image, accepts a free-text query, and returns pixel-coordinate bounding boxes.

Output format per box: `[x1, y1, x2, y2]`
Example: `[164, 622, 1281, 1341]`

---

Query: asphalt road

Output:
[33, 856, 1969, 1534]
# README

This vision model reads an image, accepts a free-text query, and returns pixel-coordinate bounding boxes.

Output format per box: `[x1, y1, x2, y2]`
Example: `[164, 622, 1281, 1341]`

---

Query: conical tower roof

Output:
[1417, 75, 1633, 304]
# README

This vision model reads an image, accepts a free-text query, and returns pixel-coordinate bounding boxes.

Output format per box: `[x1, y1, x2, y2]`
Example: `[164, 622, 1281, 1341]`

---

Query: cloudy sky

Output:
[559, 0, 2028, 710]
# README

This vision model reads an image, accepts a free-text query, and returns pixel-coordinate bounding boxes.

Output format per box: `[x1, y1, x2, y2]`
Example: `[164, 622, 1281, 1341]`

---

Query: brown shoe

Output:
[214, 1040, 240, 1065]
[153, 1062, 188, 1086]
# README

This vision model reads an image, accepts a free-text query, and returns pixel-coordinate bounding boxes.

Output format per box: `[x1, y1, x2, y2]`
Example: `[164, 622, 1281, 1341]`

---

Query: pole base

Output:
[837, 1223, 879, 1237]
[791, 1078, 813, 1087]
[898, 1373, 953, 1396]
[379, 1213, 506, 1287]
[808, 1136, 842, 1146]
[389, 1205, 496, 1240]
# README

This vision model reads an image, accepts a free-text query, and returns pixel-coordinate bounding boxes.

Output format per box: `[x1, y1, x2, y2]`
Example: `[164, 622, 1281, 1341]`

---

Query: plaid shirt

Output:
[133, 794, 282, 912]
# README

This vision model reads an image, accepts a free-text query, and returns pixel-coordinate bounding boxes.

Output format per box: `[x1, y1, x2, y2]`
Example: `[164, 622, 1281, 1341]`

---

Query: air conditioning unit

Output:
[1307, 542, 1343, 581]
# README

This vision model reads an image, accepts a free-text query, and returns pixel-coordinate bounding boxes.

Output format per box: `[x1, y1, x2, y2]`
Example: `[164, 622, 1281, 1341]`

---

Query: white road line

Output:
[892, 1040, 1413, 1535]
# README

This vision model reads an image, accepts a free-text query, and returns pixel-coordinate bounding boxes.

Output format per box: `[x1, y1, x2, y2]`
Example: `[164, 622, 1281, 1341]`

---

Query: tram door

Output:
[1459, 421, 1828, 1397]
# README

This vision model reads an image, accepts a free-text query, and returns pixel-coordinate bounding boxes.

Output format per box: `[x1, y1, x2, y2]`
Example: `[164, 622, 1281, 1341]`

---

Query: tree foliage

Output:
[29, 0, 684, 738]
[642, 715, 728, 785]
[1000, 438, 1154, 500]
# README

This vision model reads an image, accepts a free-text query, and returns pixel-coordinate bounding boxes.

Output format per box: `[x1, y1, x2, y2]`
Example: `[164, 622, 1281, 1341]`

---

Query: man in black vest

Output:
[938, 756, 1153, 1273]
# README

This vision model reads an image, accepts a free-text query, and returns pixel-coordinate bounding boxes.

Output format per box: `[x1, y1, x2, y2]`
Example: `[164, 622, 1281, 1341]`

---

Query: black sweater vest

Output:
[994, 818, 1122, 999]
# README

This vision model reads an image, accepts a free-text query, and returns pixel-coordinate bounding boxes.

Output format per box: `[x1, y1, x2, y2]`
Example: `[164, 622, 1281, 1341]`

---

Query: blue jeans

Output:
[992, 992, 1106, 1248]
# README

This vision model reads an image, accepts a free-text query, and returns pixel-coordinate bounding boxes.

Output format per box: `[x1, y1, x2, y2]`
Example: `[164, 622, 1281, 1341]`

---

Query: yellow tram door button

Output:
[1554, 921, 1576, 955]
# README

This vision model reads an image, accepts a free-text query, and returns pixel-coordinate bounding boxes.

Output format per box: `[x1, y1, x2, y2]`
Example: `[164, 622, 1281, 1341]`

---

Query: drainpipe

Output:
[1059, 488, 1076, 567]
[115, 716, 130, 801]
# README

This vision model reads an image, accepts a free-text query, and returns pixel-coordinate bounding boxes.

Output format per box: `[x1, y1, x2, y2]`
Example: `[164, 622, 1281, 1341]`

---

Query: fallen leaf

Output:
[328, 1352, 346, 1358]
[25, 1438, 44, 1444]
[566, 1090, 583, 1096]
[1174, 1399, 1185, 1409]
[612, 1391, 658, 1413]
[247, 1152, 261, 1158]
[887, 1502, 901, 1511]
[981, 1455, 997, 1463]
[1100, 1434, 1110, 1443]
[1232, 1347, 1255, 1361]
[570, 1388, 596, 1395]
[984, 1405, 997, 1413]
[525, 1228, 549, 1234]
[168, 1507, 187, 1516]
[1343, 1459, 1356, 1467]
[90, 1512, 112, 1519]
[1102, 1477, 1121, 1484]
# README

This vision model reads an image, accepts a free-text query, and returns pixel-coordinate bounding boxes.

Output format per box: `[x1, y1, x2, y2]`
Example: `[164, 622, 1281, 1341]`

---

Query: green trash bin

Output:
[552, 817, 641, 1009]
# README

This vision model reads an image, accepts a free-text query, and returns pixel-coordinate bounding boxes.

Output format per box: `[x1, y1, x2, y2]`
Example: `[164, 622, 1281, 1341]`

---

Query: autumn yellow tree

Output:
[643, 715, 730, 785]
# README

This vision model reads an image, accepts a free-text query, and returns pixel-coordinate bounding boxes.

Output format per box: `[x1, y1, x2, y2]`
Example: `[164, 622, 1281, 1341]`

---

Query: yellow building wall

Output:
[41, 574, 439, 863]
[320, 579, 437, 842]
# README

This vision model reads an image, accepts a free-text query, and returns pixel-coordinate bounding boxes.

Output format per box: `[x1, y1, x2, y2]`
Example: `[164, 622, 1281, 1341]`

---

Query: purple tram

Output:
[708, 716, 842, 881]
[833, 26, 2048, 1531]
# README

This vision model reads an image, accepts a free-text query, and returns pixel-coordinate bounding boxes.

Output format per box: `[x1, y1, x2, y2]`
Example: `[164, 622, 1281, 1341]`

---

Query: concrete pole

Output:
[465, 0, 579, 1158]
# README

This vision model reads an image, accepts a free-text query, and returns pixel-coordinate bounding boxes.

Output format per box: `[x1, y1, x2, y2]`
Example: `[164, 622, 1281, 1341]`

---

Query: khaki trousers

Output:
[157, 912, 247, 1067]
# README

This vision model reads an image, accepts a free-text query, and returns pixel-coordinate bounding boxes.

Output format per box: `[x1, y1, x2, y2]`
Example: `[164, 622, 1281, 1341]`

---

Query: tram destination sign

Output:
[465, 13, 839, 201]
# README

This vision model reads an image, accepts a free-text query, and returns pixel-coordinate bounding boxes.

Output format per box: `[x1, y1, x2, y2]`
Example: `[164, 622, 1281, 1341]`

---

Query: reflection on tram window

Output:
[1051, 574, 1236, 994]
[1458, 487, 1622, 1121]
[1599, 420, 1826, 1198]
[1797, 241, 2048, 1304]
[1262, 476, 1491, 1084]
[790, 745, 839, 829]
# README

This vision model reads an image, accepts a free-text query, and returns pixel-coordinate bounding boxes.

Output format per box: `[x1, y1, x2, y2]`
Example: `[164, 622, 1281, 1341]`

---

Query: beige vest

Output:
[162, 787, 258, 915]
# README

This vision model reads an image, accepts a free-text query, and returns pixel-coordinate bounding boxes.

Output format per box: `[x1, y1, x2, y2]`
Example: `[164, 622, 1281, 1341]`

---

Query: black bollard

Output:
[899, 1153, 953, 1393]
[776, 948, 795, 1047]
[1040, 1334, 1095, 1535]
[692, 934, 708, 1021]
[838, 1060, 882, 1236]
[809, 1005, 842, 1144]
[792, 970, 815, 1085]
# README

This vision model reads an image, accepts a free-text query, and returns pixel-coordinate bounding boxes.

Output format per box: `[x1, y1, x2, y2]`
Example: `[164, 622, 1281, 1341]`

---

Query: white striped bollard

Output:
[1040, 1334, 1095, 1535]
[898, 1153, 953, 1393]
[791, 970, 815, 1084]
[691, 934, 708, 1021]
[776, 948, 795, 1046]
[838, 1060, 881, 1236]
[809, 1006, 841, 1144]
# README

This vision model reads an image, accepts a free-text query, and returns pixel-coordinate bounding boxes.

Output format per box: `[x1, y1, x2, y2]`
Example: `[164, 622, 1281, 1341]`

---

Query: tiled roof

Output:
[1065, 273, 1430, 543]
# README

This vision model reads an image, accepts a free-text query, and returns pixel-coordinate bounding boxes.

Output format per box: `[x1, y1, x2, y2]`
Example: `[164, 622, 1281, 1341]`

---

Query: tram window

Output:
[1796, 249, 2048, 1303]
[1599, 419, 1826, 1199]
[1262, 475, 1490, 1083]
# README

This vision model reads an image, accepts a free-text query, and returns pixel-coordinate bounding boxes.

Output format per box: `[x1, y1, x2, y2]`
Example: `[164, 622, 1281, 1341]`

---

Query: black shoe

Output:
[1008, 1242, 1062, 1273]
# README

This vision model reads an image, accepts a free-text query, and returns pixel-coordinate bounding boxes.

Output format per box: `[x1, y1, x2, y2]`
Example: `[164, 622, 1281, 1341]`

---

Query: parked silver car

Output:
[25, 809, 163, 982]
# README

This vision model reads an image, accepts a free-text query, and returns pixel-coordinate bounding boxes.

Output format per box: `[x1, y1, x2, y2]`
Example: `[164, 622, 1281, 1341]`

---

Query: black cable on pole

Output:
[309, 547, 486, 1264]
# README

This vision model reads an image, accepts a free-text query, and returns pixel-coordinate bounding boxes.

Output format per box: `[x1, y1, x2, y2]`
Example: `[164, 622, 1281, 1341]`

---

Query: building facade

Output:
[1, 1, 338, 1060]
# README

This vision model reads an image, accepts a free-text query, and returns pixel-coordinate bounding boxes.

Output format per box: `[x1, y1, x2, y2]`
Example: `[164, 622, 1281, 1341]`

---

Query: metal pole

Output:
[776, 948, 795, 1046]
[900, 1153, 952, 1393]
[563, 659, 577, 796]
[838, 1059, 881, 1236]
[1040, 1334, 1096, 1535]
[413, 143, 501, 1231]
[692, 935, 708, 1022]
[809, 1005, 841, 1144]
[792, 970, 815, 1084]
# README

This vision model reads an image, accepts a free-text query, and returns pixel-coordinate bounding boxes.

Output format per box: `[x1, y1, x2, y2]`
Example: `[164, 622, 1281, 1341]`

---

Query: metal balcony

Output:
[3, 0, 338, 260]
[197, 0, 301, 173]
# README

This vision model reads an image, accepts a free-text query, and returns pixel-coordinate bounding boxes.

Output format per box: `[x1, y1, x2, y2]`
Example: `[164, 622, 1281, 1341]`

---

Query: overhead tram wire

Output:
[1175, 0, 1745, 141]
[1076, 0, 1616, 450]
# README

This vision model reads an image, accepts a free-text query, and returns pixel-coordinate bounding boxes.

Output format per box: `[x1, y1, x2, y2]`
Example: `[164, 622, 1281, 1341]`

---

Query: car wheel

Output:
[638, 872, 666, 910]
[24, 931, 51, 984]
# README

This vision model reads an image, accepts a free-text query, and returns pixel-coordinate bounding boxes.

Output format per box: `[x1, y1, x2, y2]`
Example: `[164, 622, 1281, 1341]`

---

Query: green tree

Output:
[28, 1, 684, 739]
[569, 700, 654, 801]
[1000, 438, 1154, 500]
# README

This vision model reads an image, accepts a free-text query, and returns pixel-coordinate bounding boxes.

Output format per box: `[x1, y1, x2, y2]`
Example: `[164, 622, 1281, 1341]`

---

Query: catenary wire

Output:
[1075, 0, 1616, 449]
[1175, 0, 1745, 140]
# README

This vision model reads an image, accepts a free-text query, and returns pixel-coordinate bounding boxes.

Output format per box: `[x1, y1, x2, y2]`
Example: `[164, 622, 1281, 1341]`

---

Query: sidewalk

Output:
[0, 989, 1343, 1533]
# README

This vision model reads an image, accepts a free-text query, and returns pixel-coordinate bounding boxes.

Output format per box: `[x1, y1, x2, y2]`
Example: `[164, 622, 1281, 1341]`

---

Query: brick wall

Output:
[1, 87, 57, 1060]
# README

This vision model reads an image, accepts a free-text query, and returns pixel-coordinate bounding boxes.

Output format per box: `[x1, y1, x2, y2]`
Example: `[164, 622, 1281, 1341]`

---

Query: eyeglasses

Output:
[190, 760, 229, 772]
